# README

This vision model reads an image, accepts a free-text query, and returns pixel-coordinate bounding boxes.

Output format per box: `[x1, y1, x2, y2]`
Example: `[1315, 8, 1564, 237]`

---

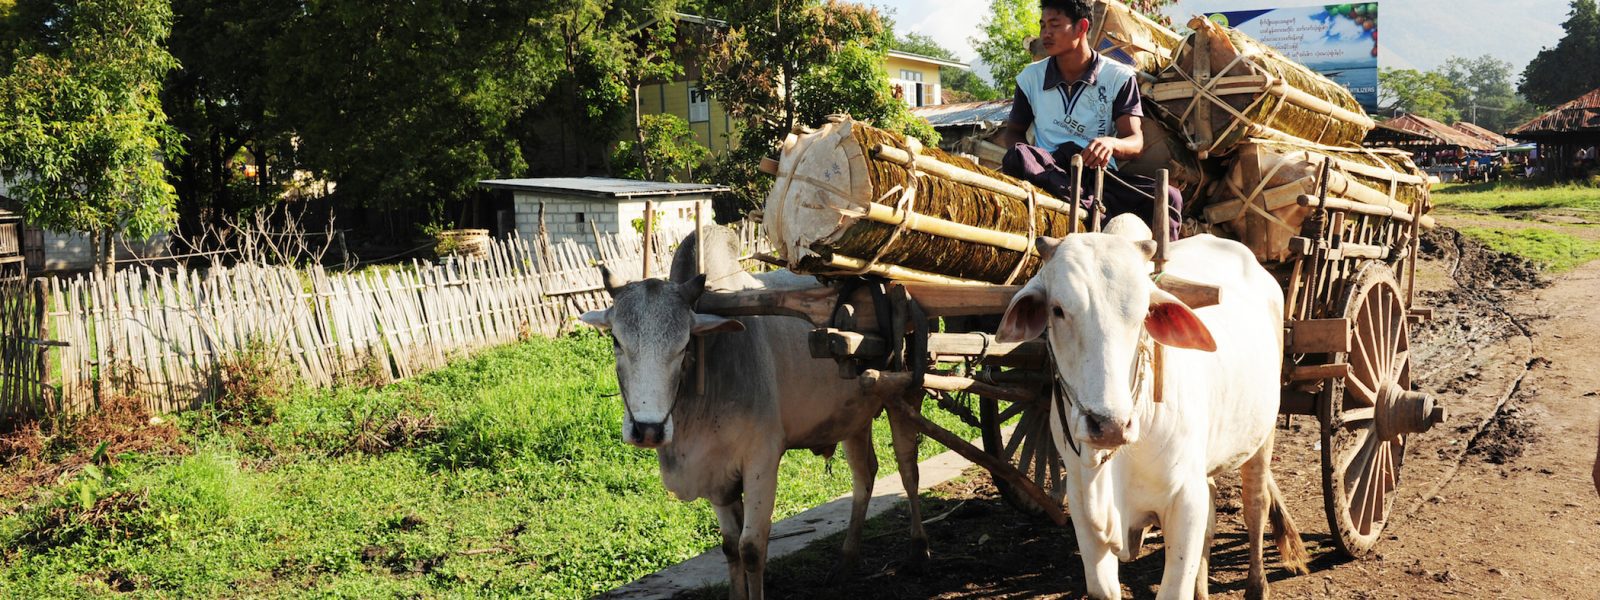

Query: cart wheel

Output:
[991, 395, 1067, 518]
[1320, 265, 1440, 558]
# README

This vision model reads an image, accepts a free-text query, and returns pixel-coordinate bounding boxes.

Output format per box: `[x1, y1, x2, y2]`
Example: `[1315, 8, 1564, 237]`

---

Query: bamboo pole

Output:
[861, 203, 1033, 254]
[1155, 169, 1170, 273]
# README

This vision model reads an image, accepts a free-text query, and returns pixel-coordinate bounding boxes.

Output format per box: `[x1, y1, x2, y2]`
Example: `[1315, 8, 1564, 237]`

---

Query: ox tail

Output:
[1267, 477, 1311, 575]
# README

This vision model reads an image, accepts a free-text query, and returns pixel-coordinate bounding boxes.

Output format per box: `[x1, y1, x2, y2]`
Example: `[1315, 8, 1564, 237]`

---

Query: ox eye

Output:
[1052, 306, 1066, 319]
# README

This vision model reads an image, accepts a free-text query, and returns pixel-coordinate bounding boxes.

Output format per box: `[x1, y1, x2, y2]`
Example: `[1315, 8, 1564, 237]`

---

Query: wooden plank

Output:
[1287, 318, 1352, 354]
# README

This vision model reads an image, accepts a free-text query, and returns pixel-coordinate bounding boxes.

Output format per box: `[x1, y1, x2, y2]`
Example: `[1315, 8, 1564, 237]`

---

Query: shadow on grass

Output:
[674, 476, 1354, 599]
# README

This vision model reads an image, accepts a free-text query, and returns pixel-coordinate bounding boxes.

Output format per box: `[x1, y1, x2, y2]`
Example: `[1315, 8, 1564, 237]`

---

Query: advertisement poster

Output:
[1207, 3, 1379, 113]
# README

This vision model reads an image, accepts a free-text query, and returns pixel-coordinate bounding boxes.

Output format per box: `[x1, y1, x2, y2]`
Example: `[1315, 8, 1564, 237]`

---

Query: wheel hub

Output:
[1376, 385, 1448, 441]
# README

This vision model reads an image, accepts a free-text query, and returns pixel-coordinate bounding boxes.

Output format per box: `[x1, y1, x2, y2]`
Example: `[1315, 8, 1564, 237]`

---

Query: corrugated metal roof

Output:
[1380, 114, 1496, 151]
[1451, 121, 1512, 146]
[886, 50, 970, 70]
[1510, 87, 1600, 137]
[479, 178, 729, 200]
[910, 99, 1015, 128]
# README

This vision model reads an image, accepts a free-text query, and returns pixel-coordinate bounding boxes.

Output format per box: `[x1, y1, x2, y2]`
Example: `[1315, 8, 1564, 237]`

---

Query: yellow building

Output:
[884, 50, 971, 109]
[635, 16, 969, 157]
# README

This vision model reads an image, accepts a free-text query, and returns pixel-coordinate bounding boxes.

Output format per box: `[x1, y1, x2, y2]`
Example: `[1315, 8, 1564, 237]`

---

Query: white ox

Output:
[580, 226, 929, 600]
[997, 217, 1309, 599]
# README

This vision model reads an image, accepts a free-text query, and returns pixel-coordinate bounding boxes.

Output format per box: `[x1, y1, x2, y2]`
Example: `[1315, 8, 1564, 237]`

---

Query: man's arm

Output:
[998, 86, 1034, 149]
[1081, 114, 1143, 168]
[1081, 76, 1146, 169]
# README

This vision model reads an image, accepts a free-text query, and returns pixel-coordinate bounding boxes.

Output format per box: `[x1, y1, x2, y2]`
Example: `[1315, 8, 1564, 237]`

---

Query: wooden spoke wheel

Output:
[1320, 265, 1444, 557]
[984, 392, 1068, 519]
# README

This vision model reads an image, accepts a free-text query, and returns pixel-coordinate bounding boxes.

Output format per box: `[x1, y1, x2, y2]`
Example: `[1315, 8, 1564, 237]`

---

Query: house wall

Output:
[639, 79, 739, 155]
[38, 230, 172, 272]
[885, 55, 942, 108]
[511, 193, 707, 253]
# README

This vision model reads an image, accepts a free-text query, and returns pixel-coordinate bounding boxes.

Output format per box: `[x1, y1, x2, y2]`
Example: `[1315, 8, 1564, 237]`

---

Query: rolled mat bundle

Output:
[763, 116, 1081, 284]
[1203, 139, 1431, 263]
[1089, 0, 1182, 77]
[1151, 16, 1375, 157]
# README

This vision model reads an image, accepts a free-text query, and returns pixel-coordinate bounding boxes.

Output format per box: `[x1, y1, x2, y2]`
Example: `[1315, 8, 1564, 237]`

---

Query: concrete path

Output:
[601, 444, 982, 599]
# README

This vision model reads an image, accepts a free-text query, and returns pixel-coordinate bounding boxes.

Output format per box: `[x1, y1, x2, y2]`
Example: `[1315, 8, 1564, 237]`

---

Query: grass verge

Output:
[1433, 180, 1600, 214]
[1456, 226, 1600, 273]
[0, 330, 978, 599]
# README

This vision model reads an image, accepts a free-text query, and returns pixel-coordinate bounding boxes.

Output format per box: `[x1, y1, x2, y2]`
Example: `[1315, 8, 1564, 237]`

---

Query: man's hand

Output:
[1083, 136, 1118, 169]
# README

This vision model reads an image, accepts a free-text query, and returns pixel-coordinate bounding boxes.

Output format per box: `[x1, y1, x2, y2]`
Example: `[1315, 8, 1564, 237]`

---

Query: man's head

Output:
[1039, 0, 1093, 59]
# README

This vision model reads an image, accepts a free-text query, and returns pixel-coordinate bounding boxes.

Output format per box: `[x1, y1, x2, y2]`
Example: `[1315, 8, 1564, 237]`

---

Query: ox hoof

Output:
[1244, 580, 1270, 600]
[901, 538, 931, 574]
[826, 556, 859, 583]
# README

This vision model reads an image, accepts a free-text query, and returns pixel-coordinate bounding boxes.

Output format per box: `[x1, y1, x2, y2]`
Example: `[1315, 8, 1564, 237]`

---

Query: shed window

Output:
[576, 212, 586, 223]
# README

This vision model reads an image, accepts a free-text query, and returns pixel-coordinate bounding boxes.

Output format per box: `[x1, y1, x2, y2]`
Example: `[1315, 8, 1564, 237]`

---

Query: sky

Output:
[870, 0, 1574, 81]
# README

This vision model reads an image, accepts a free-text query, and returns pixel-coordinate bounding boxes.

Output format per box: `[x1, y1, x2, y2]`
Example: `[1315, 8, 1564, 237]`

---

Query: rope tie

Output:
[839, 138, 923, 277]
[1004, 183, 1040, 285]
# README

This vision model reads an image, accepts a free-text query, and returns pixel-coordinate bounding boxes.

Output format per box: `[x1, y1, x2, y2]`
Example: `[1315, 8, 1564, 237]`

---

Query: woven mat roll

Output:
[1203, 139, 1429, 263]
[1090, 0, 1182, 76]
[764, 116, 1078, 284]
[1152, 17, 1374, 157]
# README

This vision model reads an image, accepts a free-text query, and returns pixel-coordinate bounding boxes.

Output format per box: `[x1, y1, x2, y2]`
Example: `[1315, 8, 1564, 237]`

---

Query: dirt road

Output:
[735, 234, 1600, 599]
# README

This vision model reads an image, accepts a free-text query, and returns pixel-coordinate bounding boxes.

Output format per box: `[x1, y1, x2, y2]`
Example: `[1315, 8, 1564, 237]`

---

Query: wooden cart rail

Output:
[695, 276, 1222, 331]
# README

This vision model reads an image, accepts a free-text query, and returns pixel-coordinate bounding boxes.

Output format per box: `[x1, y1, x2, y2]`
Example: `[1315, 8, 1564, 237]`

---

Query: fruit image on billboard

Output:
[1209, 3, 1379, 113]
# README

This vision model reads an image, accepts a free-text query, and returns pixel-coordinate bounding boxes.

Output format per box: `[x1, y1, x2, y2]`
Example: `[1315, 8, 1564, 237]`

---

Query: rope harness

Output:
[1045, 323, 1157, 464]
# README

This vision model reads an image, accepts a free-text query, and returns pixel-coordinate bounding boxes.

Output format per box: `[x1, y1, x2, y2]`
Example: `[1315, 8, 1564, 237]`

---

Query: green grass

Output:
[0, 330, 978, 599]
[1457, 226, 1600, 273]
[1433, 180, 1600, 213]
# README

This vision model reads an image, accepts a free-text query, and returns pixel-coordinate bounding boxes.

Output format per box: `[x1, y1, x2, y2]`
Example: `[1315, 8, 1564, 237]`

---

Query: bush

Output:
[215, 338, 292, 425]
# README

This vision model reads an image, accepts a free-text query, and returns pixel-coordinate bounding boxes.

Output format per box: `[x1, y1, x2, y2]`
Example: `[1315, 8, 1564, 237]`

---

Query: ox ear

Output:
[1145, 288, 1216, 351]
[1034, 236, 1063, 263]
[1134, 240, 1158, 262]
[578, 309, 612, 331]
[600, 265, 628, 297]
[997, 282, 1049, 343]
[692, 314, 745, 335]
[679, 274, 707, 306]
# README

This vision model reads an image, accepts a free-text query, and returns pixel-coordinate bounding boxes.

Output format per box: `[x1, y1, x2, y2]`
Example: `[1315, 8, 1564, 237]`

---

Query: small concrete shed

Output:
[479, 178, 727, 253]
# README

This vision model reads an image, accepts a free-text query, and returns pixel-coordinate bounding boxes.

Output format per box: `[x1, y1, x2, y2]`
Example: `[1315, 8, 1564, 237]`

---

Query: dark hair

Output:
[1039, 0, 1093, 24]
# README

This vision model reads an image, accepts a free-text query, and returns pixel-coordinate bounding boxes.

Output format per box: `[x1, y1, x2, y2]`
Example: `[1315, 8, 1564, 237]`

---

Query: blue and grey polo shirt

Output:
[1009, 52, 1143, 168]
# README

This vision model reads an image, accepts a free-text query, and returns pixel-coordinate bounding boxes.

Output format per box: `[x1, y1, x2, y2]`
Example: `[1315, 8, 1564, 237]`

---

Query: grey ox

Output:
[581, 226, 929, 600]
[997, 216, 1310, 599]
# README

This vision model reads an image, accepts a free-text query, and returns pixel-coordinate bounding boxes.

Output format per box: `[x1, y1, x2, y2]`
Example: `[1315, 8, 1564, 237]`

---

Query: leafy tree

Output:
[1520, 0, 1600, 107]
[972, 0, 1038, 93]
[612, 113, 711, 182]
[0, 0, 181, 274]
[1438, 55, 1538, 132]
[700, 0, 933, 217]
[893, 32, 999, 102]
[262, 1, 569, 222]
[163, 0, 297, 228]
[1379, 68, 1463, 123]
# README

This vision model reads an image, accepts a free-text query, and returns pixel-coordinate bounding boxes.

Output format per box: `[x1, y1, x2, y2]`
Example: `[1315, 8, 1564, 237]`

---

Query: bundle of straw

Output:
[764, 116, 1080, 285]
[1151, 17, 1374, 158]
[1090, 0, 1183, 77]
[1204, 139, 1430, 262]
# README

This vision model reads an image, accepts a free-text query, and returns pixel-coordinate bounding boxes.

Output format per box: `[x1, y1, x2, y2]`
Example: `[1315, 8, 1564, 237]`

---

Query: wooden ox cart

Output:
[698, 116, 1446, 559]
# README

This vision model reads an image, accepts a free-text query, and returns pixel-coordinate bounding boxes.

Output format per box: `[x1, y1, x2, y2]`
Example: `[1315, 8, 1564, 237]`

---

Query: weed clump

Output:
[216, 338, 293, 425]
[5, 443, 157, 551]
[343, 411, 442, 456]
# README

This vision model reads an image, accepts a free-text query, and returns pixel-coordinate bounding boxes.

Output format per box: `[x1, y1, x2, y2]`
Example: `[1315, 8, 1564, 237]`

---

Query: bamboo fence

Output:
[0, 225, 761, 418]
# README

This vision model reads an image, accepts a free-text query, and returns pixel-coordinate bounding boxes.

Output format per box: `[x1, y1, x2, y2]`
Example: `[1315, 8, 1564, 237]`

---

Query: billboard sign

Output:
[1207, 3, 1379, 113]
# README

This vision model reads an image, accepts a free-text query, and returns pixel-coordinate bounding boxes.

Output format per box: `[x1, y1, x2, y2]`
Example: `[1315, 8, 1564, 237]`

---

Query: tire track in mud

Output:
[1403, 229, 1542, 518]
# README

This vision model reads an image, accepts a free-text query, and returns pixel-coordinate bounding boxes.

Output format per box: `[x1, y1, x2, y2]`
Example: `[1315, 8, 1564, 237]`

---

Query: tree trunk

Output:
[634, 82, 652, 180]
